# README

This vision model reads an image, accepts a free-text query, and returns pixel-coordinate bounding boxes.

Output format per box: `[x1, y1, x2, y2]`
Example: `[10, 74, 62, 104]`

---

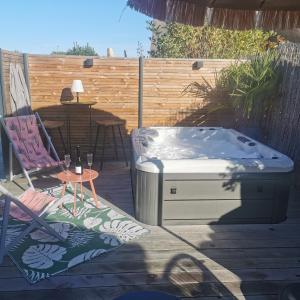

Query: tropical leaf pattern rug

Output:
[6, 186, 149, 284]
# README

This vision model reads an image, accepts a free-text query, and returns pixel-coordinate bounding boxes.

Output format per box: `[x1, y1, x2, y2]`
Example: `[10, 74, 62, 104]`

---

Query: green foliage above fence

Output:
[52, 42, 98, 56]
[148, 21, 282, 59]
[184, 51, 282, 122]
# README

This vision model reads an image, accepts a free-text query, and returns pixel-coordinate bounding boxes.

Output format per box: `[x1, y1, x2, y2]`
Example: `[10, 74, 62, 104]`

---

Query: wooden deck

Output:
[1, 161, 300, 300]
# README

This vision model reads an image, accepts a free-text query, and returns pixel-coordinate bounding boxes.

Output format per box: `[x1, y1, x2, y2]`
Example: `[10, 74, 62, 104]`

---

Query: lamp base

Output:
[76, 93, 80, 103]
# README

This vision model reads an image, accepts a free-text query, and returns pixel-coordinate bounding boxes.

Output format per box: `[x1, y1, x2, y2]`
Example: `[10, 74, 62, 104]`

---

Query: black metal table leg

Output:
[61, 101, 97, 158]
[118, 124, 128, 166]
[93, 125, 100, 158]
[89, 104, 92, 152]
[66, 110, 71, 155]
[100, 126, 106, 170]
[112, 125, 118, 160]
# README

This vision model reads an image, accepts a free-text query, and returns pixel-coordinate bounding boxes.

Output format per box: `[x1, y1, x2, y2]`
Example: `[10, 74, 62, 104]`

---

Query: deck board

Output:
[1, 161, 300, 299]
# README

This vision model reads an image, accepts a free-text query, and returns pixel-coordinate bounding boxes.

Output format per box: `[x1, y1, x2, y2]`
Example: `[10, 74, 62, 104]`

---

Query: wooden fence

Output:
[0, 50, 24, 115]
[28, 55, 139, 157]
[2, 47, 300, 181]
[0, 50, 25, 174]
[26, 54, 234, 157]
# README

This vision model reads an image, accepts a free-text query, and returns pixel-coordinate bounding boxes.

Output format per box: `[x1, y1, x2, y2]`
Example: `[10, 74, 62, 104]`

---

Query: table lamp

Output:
[71, 80, 84, 103]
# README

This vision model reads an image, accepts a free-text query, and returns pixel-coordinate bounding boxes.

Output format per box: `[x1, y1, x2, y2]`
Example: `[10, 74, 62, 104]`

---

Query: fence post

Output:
[138, 56, 144, 128]
[0, 49, 8, 179]
[23, 53, 31, 98]
[0, 49, 5, 116]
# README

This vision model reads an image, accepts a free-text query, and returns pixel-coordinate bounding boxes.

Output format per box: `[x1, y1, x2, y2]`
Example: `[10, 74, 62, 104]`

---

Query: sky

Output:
[0, 0, 151, 57]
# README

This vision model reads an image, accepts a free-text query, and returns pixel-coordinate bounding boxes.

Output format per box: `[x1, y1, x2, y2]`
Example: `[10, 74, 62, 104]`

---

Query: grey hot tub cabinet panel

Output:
[134, 170, 162, 226]
[132, 169, 292, 225]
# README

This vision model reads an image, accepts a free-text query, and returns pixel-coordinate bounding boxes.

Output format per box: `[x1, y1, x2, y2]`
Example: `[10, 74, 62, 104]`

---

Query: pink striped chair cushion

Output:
[4, 115, 61, 170]
[10, 189, 56, 222]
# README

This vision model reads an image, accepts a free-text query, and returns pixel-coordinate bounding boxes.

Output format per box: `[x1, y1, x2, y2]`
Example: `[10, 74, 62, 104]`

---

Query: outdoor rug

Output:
[6, 186, 149, 284]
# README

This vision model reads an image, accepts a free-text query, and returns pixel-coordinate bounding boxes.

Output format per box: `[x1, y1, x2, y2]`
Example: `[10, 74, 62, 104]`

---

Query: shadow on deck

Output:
[1, 161, 300, 300]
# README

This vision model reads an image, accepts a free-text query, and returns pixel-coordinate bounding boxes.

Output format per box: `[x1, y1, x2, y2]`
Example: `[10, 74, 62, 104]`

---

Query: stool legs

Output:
[93, 124, 107, 171]
[94, 123, 128, 169]
[100, 126, 107, 170]
[118, 125, 128, 166]
[111, 125, 118, 160]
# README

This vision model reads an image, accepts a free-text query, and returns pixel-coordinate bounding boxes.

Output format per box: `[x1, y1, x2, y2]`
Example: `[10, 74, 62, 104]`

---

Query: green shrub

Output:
[149, 21, 282, 59]
[52, 42, 98, 56]
[184, 51, 282, 120]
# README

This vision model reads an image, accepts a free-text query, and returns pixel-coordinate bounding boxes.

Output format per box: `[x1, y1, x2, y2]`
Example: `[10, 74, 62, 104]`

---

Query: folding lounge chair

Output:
[0, 184, 66, 264]
[1, 112, 63, 189]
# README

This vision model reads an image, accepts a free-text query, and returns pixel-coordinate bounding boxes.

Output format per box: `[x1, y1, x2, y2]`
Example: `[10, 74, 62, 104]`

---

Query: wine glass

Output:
[64, 154, 71, 173]
[87, 153, 93, 173]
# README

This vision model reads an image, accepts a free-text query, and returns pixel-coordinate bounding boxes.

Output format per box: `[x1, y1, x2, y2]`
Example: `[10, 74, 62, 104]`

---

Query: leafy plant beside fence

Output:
[184, 51, 282, 128]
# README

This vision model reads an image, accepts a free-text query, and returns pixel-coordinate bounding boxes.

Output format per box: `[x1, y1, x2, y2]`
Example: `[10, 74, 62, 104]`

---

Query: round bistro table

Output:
[56, 169, 99, 216]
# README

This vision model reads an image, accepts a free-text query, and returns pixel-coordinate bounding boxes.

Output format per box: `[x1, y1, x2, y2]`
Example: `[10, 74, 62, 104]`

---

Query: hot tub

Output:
[131, 127, 294, 225]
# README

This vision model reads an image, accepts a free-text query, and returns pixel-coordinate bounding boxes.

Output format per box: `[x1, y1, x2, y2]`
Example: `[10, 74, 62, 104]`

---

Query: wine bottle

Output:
[75, 145, 83, 175]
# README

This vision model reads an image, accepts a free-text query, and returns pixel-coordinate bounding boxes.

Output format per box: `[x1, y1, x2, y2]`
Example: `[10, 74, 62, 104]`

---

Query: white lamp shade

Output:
[71, 80, 84, 93]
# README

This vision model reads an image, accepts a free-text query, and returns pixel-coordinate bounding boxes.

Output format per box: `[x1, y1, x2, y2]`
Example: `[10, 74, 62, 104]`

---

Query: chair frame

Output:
[0, 185, 65, 264]
[1, 112, 63, 189]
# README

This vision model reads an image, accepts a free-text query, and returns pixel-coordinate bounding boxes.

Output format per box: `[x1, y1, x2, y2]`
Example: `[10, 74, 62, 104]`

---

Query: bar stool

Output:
[93, 119, 128, 170]
[43, 120, 67, 154]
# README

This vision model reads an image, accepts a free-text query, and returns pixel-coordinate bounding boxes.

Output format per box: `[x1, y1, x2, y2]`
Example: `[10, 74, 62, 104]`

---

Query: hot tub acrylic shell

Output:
[131, 127, 294, 225]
